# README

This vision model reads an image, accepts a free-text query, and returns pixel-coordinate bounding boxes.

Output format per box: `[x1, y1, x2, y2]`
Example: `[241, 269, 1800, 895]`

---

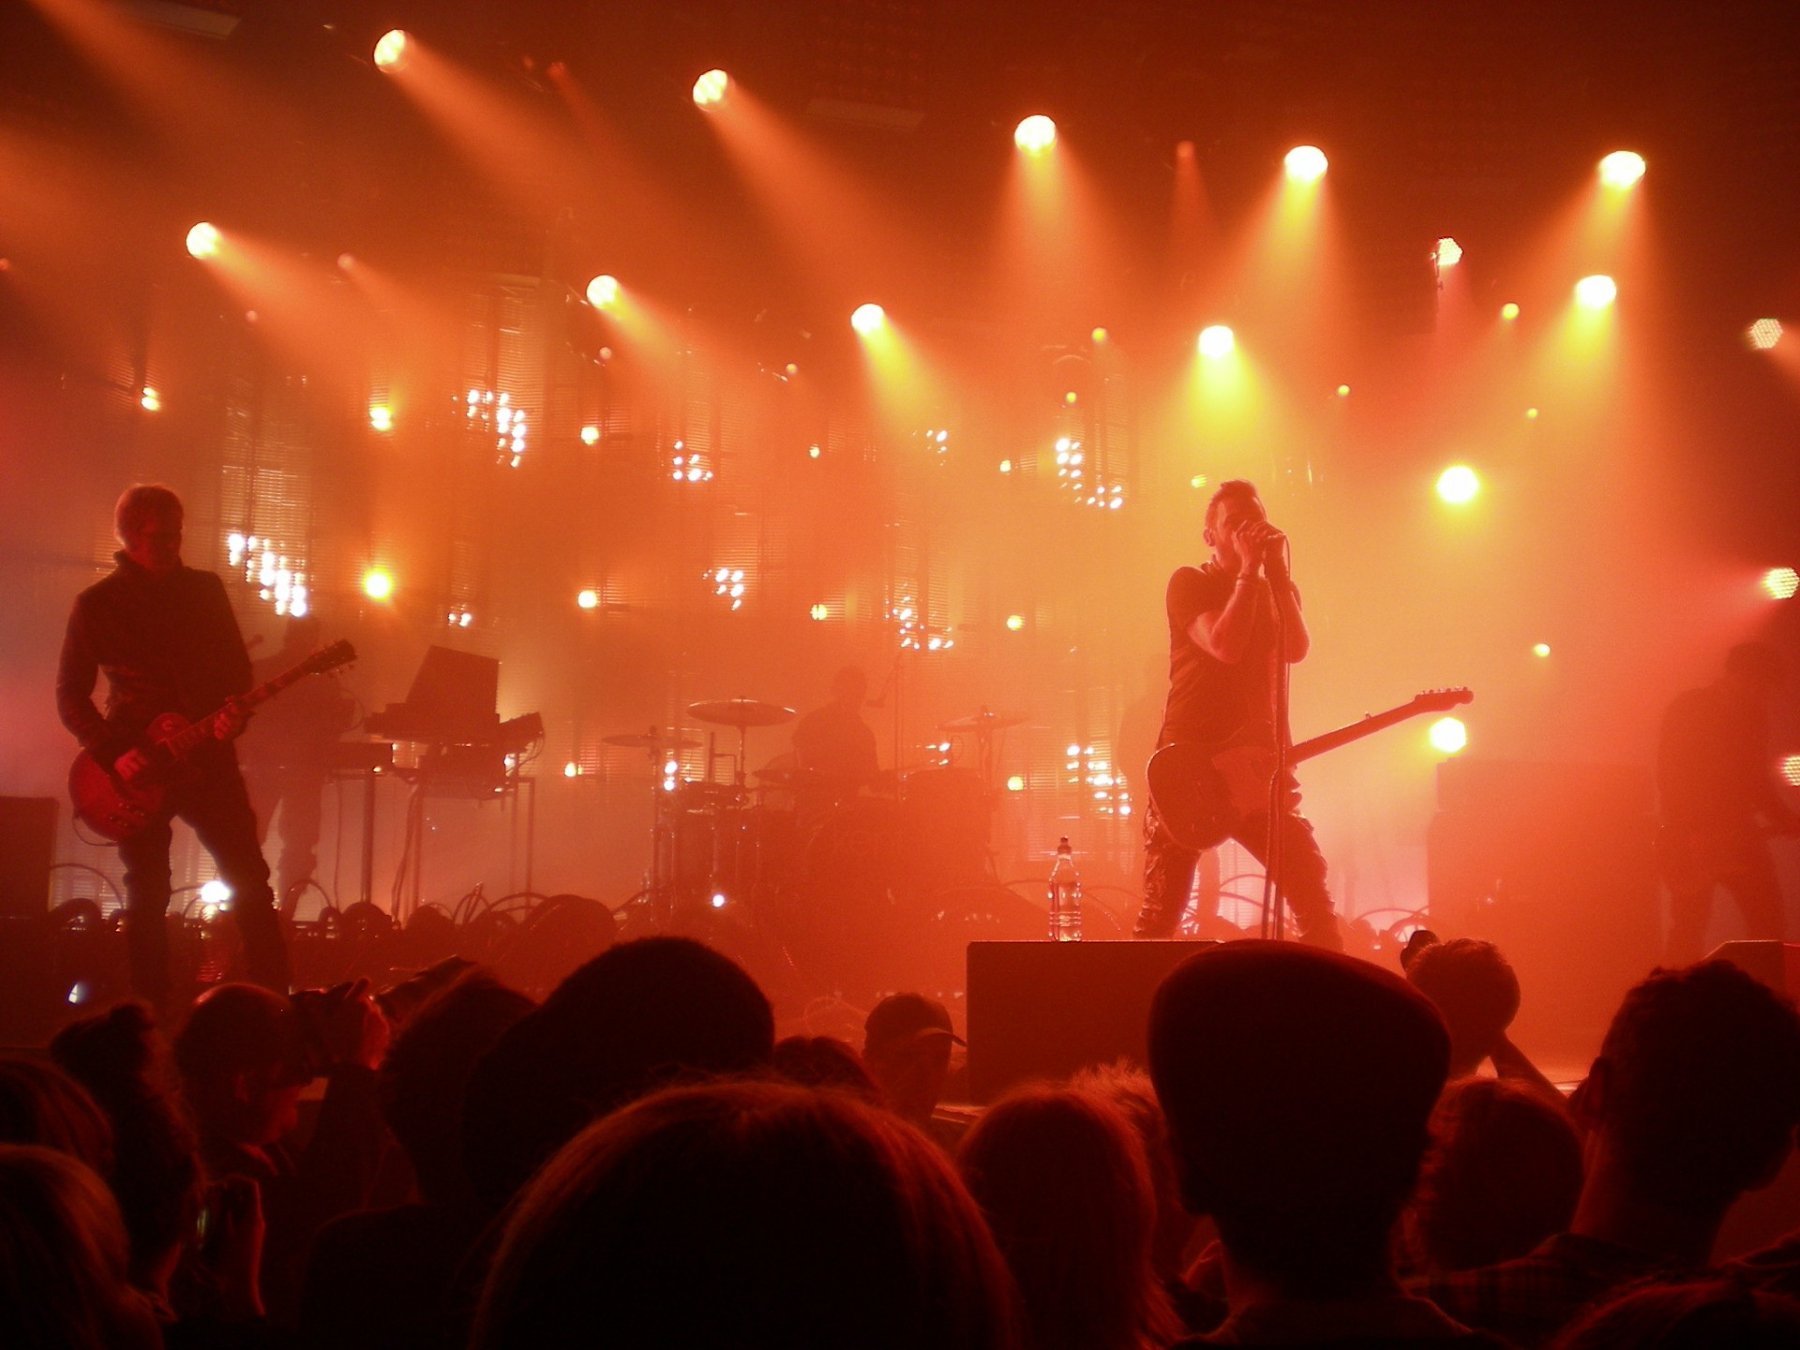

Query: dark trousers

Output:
[1136, 788, 1341, 948]
[118, 750, 290, 1006]
[1663, 827, 1786, 964]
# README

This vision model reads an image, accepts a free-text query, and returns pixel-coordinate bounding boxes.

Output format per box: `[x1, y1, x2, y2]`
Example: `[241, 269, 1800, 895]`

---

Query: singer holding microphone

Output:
[1133, 479, 1343, 948]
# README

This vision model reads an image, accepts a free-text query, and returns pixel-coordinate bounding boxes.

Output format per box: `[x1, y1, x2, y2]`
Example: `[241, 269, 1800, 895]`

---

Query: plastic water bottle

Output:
[1047, 837, 1082, 942]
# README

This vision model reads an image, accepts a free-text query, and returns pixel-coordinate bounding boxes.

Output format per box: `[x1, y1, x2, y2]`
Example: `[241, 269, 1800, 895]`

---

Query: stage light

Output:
[368, 404, 394, 433]
[850, 302, 886, 335]
[1283, 145, 1327, 183]
[563, 762, 579, 778]
[200, 879, 233, 907]
[1435, 237, 1463, 267]
[185, 222, 221, 259]
[577, 589, 599, 610]
[1429, 717, 1469, 755]
[1014, 114, 1057, 154]
[1525, 407, 1540, 420]
[1006, 775, 1025, 792]
[692, 68, 729, 108]
[998, 459, 1013, 474]
[139, 388, 161, 412]
[362, 568, 393, 601]
[1335, 384, 1350, 398]
[1091, 327, 1109, 344]
[1197, 325, 1235, 358]
[373, 29, 410, 72]
[709, 891, 728, 910]
[1764, 567, 1799, 600]
[1006, 614, 1025, 631]
[809, 603, 829, 621]
[807, 444, 822, 460]
[1782, 755, 1800, 788]
[1501, 302, 1520, 321]
[1436, 465, 1480, 505]
[585, 274, 619, 308]
[580, 425, 600, 445]
[1533, 642, 1552, 659]
[1574, 274, 1617, 309]
[1190, 474, 1207, 490]
[1598, 150, 1646, 189]
[1748, 319, 1783, 350]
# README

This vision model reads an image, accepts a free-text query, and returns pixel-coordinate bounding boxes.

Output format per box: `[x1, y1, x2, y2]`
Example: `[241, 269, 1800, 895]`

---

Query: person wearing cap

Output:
[863, 992, 966, 1149]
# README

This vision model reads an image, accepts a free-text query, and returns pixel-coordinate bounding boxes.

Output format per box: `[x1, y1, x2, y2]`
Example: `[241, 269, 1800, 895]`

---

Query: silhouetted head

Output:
[1408, 1076, 1583, 1273]
[1406, 937, 1522, 1076]
[1555, 1277, 1800, 1350]
[0, 1057, 113, 1180]
[0, 1144, 161, 1350]
[472, 1079, 1020, 1350]
[1148, 941, 1449, 1295]
[959, 1086, 1178, 1350]
[863, 992, 963, 1127]
[462, 937, 774, 1208]
[174, 984, 309, 1146]
[1577, 959, 1800, 1216]
[771, 1035, 880, 1103]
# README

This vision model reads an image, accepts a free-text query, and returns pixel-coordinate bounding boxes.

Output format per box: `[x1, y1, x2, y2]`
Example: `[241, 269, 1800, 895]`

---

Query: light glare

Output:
[373, 29, 410, 72]
[1014, 114, 1057, 153]
[1197, 324, 1235, 358]
[850, 303, 886, 335]
[586, 274, 620, 308]
[1574, 274, 1618, 310]
[1435, 237, 1463, 267]
[1764, 567, 1799, 601]
[692, 69, 729, 108]
[1283, 145, 1328, 183]
[577, 589, 599, 610]
[362, 568, 394, 601]
[185, 222, 221, 259]
[1598, 150, 1646, 189]
[1437, 465, 1481, 505]
[1748, 319, 1783, 351]
[1429, 718, 1469, 755]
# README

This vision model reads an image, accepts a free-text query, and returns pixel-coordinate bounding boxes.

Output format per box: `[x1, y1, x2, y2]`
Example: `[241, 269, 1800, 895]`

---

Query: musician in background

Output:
[1134, 479, 1342, 948]
[1658, 640, 1798, 962]
[241, 613, 355, 919]
[792, 665, 880, 819]
[56, 484, 289, 1006]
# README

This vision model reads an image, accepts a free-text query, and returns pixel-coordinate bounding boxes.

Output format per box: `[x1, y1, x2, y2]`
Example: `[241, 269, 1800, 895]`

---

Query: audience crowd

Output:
[5, 926, 1800, 1348]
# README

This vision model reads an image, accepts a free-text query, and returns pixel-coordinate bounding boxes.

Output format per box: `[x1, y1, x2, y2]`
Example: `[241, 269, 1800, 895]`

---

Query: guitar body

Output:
[1146, 687, 1474, 856]
[67, 640, 358, 846]
[1146, 741, 1280, 853]
[70, 711, 198, 843]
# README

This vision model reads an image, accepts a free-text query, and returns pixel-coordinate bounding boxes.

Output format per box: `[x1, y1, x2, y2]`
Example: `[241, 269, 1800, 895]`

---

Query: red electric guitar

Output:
[70, 640, 356, 843]
[1146, 687, 1474, 852]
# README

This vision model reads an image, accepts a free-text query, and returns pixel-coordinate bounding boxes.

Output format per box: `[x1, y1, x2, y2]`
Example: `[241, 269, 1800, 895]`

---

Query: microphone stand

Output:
[1261, 538, 1292, 941]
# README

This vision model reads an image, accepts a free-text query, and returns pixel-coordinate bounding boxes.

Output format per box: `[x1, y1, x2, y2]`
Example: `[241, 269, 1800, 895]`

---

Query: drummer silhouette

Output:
[792, 667, 880, 819]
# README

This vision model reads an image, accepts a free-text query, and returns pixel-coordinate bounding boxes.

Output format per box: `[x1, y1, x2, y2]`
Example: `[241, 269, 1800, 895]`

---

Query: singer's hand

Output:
[1260, 525, 1290, 578]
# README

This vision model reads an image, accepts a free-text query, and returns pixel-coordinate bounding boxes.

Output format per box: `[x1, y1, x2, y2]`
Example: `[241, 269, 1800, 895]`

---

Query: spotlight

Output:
[1501, 302, 1521, 321]
[1764, 567, 1799, 601]
[1436, 465, 1480, 505]
[1748, 319, 1783, 351]
[1597, 150, 1645, 189]
[1006, 775, 1025, 791]
[1335, 384, 1350, 398]
[139, 388, 161, 412]
[1091, 326, 1109, 344]
[1574, 275, 1618, 310]
[1014, 114, 1057, 154]
[373, 29, 410, 72]
[362, 568, 394, 601]
[1783, 755, 1800, 788]
[850, 303, 886, 335]
[586, 274, 619, 309]
[580, 425, 600, 445]
[1435, 238, 1463, 267]
[577, 589, 599, 610]
[1533, 642, 1552, 659]
[1283, 145, 1327, 183]
[368, 404, 394, 432]
[1006, 614, 1025, 632]
[185, 222, 221, 259]
[1429, 717, 1469, 755]
[692, 69, 729, 108]
[563, 762, 579, 778]
[1197, 325, 1235, 358]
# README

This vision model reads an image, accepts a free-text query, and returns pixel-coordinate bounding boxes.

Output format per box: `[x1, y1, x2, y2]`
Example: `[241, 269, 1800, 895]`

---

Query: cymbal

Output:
[688, 698, 796, 728]
[603, 731, 700, 751]
[939, 710, 1026, 733]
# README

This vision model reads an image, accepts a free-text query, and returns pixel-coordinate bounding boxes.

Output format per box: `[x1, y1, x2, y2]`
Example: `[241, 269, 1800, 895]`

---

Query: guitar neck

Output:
[1289, 702, 1437, 766]
[158, 664, 317, 759]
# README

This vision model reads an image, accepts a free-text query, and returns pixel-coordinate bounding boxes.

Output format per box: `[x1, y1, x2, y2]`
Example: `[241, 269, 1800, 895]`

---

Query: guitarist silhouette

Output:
[1135, 480, 1341, 947]
[56, 484, 290, 1006]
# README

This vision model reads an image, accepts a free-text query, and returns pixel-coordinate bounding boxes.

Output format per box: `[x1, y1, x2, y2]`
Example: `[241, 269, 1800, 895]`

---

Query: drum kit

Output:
[605, 697, 1028, 946]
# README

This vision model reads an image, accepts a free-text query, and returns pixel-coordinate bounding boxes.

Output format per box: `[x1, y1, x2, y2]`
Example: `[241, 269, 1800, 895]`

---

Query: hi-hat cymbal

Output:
[688, 698, 797, 728]
[939, 710, 1026, 733]
[603, 731, 701, 751]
